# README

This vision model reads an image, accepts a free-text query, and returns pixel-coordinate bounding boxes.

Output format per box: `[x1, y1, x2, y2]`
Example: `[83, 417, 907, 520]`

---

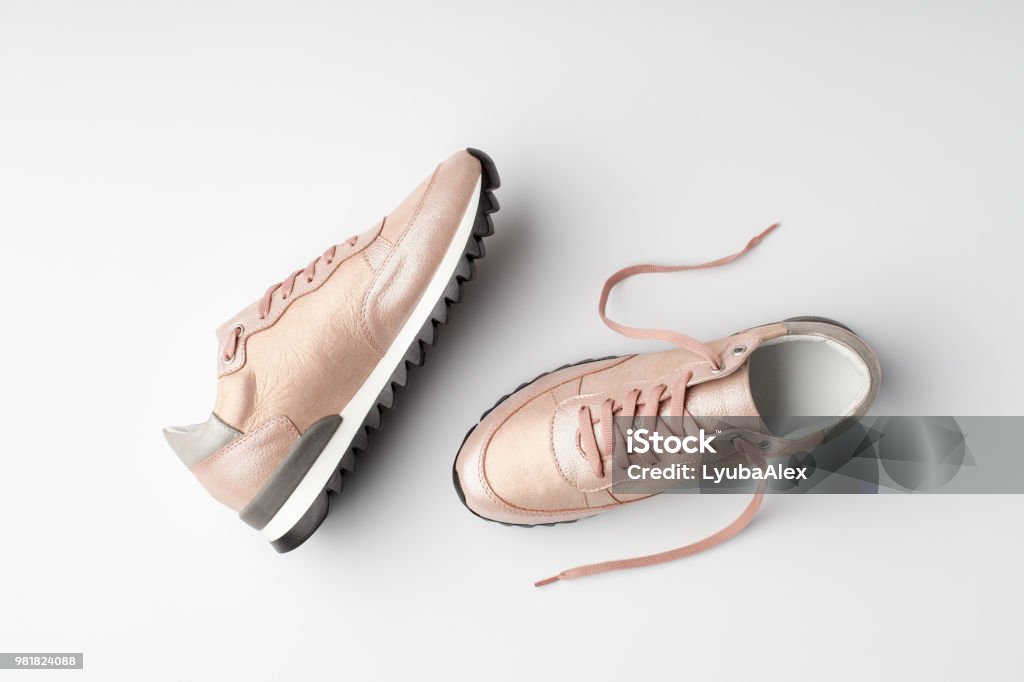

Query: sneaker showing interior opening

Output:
[748, 334, 871, 438]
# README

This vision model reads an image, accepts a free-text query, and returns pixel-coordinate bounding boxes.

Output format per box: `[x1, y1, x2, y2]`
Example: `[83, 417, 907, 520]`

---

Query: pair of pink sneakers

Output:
[165, 149, 881, 585]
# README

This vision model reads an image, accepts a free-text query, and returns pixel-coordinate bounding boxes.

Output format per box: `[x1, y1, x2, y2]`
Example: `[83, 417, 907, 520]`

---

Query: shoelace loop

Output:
[578, 371, 694, 478]
[538, 222, 779, 587]
[597, 222, 779, 371]
[222, 235, 358, 362]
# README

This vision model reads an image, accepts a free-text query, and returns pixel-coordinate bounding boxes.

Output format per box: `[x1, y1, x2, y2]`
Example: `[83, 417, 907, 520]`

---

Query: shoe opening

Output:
[747, 334, 871, 439]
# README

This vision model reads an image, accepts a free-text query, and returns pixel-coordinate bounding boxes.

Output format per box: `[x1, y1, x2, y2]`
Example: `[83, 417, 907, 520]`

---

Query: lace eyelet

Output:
[732, 345, 747, 356]
[222, 325, 244, 363]
[710, 363, 724, 374]
[756, 440, 771, 449]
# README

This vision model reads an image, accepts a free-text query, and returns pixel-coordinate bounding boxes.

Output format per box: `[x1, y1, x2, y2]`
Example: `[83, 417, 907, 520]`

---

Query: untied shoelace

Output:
[536, 223, 779, 587]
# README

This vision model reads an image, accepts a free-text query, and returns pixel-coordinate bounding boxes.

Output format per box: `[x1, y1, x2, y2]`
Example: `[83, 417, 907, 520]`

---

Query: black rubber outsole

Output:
[268, 148, 500, 552]
[450, 316, 854, 528]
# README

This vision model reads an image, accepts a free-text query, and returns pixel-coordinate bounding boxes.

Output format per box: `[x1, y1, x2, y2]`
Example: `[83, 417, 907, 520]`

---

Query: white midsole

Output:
[261, 175, 483, 542]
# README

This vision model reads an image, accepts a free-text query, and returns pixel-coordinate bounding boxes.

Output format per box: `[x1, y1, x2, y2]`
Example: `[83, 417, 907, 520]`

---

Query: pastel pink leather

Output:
[455, 322, 870, 526]
[213, 150, 482, 435]
[190, 416, 301, 511]
[192, 150, 482, 512]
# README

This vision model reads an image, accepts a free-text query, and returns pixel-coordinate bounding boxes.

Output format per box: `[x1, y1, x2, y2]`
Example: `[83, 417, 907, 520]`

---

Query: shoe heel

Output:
[269, 489, 329, 553]
[783, 316, 854, 334]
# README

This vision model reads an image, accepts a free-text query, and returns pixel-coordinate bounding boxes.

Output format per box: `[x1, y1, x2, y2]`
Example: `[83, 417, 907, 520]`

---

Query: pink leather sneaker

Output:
[452, 225, 881, 585]
[166, 148, 499, 552]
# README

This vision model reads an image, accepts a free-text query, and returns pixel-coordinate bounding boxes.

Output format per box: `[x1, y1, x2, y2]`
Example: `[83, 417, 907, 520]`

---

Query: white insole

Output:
[748, 334, 870, 437]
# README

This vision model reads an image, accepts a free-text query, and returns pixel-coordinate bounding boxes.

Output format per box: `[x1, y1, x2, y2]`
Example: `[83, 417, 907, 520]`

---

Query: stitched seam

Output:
[477, 357, 632, 509]
[359, 166, 440, 355]
[556, 338, 764, 492]
[361, 235, 394, 272]
[218, 219, 384, 378]
[191, 416, 299, 472]
[475, 356, 634, 514]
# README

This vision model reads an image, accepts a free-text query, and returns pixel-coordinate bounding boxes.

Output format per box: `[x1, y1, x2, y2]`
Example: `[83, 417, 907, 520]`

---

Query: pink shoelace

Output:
[222, 236, 358, 361]
[536, 223, 779, 587]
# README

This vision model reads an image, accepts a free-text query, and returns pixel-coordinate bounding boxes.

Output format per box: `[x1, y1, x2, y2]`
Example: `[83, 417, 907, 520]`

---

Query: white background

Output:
[2, 1, 1022, 680]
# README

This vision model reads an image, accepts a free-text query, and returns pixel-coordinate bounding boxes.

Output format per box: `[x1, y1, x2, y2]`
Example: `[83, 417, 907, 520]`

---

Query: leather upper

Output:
[190, 415, 302, 511]
[455, 320, 880, 525]
[178, 149, 483, 512]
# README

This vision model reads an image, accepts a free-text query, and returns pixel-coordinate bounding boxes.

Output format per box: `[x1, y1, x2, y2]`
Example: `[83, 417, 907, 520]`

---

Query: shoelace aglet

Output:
[749, 221, 781, 247]
[534, 574, 562, 588]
